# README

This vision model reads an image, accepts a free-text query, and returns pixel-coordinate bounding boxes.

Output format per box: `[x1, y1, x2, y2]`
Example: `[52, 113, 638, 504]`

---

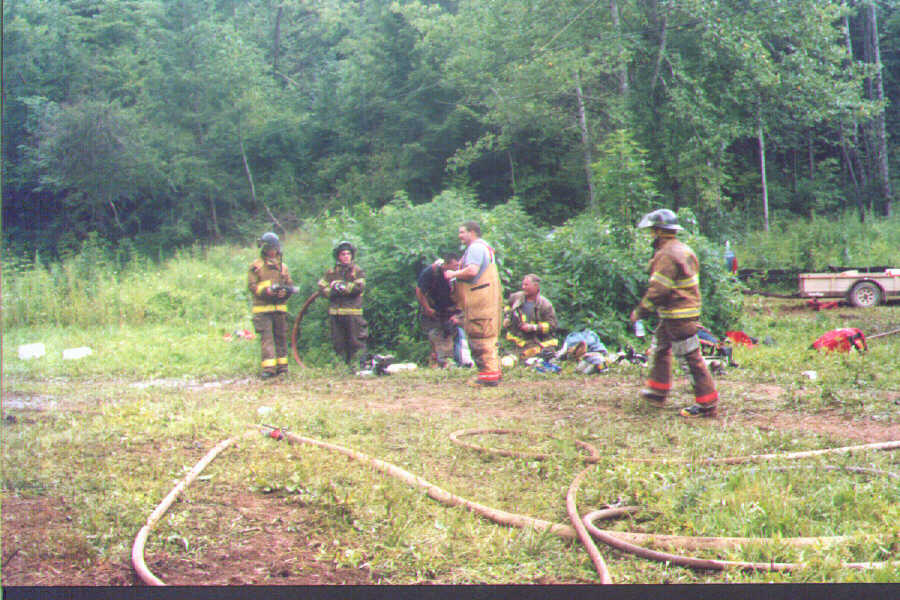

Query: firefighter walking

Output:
[318, 241, 369, 368]
[629, 209, 719, 417]
[248, 232, 294, 379]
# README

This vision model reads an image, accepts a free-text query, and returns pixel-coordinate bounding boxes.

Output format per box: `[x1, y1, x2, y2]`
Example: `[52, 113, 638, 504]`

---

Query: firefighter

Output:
[415, 252, 462, 367]
[504, 274, 558, 359]
[248, 232, 294, 379]
[318, 241, 368, 368]
[444, 221, 503, 386]
[629, 209, 720, 417]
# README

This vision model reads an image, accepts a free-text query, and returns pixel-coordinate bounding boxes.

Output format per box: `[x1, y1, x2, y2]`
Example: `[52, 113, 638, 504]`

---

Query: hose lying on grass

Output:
[132, 426, 900, 585]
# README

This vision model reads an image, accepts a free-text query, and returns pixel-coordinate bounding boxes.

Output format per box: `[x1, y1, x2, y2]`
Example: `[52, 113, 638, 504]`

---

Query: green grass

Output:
[2, 229, 899, 585]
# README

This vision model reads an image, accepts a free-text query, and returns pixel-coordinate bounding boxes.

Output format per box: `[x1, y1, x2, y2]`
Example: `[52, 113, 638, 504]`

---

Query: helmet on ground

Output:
[637, 209, 683, 231]
[258, 232, 281, 253]
[333, 240, 357, 260]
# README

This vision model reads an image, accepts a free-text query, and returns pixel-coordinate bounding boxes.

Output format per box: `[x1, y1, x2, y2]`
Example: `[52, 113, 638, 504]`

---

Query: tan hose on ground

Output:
[631, 440, 900, 465]
[581, 506, 895, 573]
[133, 426, 899, 585]
[132, 431, 257, 586]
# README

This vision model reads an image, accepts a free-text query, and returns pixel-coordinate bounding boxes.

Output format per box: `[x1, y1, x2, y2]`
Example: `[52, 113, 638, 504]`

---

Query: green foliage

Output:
[591, 129, 659, 224]
[733, 211, 900, 270]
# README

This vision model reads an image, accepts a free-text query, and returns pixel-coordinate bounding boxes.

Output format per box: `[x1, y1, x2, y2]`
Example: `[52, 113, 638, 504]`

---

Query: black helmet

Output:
[258, 232, 281, 253]
[637, 209, 683, 231]
[333, 240, 357, 260]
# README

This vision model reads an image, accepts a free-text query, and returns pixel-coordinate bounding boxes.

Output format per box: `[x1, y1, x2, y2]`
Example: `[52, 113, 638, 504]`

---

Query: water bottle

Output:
[634, 320, 646, 338]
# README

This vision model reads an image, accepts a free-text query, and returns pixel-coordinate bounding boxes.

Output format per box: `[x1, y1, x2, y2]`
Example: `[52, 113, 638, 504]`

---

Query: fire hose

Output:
[132, 427, 900, 585]
[290, 291, 320, 368]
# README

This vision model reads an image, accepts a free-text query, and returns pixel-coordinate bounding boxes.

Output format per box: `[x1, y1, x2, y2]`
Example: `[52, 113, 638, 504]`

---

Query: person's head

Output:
[458, 221, 481, 246]
[521, 274, 541, 298]
[258, 232, 281, 257]
[333, 241, 357, 265]
[441, 252, 460, 272]
[637, 209, 682, 239]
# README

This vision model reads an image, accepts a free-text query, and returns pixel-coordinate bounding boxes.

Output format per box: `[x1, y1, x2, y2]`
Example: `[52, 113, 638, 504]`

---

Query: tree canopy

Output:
[3, 0, 898, 258]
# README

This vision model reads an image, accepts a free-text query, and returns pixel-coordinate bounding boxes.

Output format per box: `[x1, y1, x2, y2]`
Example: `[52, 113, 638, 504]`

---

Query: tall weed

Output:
[734, 212, 900, 270]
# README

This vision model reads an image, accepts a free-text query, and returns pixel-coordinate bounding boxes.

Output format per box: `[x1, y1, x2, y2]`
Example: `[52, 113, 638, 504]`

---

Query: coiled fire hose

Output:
[132, 427, 900, 585]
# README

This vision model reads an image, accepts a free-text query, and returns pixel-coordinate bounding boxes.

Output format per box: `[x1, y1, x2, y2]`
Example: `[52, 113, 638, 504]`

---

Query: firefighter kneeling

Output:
[504, 274, 559, 360]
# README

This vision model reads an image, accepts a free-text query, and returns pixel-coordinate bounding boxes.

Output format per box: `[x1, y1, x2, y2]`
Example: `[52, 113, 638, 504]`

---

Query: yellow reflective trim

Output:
[276, 357, 289, 365]
[506, 332, 527, 347]
[673, 274, 699, 288]
[256, 280, 272, 294]
[261, 359, 277, 367]
[658, 306, 702, 318]
[252, 304, 288, 313]
[329, 307, 363, 315]
[650, 271, 675, 288]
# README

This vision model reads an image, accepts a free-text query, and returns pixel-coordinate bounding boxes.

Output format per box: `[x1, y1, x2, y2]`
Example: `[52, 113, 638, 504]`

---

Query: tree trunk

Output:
[208, 191, 221, 240]
[842, 11, 868, 199]
[864, 2, 892, 216]
[574, 72, 596, 211]
[650, 9, 668, 92]
[758, 121, 770, 232]
[239, 122, 285, 234]
[609, 0, 628, 96]
[273, 4, 283, 76]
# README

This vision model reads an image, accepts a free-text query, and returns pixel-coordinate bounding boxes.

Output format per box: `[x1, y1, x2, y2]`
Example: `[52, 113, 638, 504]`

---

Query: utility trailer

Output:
[798, 269, 900, 307]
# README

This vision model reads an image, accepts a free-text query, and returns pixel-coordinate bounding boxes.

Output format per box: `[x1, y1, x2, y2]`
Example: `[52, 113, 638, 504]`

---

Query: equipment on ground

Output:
[811, 328, 867, 353]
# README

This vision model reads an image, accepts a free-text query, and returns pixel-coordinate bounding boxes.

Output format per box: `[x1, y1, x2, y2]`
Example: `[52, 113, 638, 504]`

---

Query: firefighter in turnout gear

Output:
[504, 274, 558, 359]
[248, 232, 295, 378]
[318, 241, 368, 367]
[444, 221, 503, 386]
[629, 209, 719, 417]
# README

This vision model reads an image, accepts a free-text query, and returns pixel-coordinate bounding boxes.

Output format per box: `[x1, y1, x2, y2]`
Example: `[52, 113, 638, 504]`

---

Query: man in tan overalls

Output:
[444, 221, 503, 386]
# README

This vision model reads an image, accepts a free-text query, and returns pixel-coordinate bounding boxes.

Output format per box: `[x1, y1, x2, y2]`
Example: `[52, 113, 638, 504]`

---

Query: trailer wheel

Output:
[849, 281, 882, 308]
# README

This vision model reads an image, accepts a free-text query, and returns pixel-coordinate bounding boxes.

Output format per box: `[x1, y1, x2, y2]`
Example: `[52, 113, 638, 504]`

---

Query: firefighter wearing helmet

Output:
[629, 209, 720, 417]
[248, 232, 295, 379]
[318, 241, 369, 368]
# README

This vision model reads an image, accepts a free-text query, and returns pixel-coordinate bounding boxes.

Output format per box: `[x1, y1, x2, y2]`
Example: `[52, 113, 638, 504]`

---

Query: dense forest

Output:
[3, 0, 898, 259]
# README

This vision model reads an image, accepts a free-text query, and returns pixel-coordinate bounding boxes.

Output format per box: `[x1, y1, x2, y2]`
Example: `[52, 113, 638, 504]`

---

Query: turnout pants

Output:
[253, 312, 289, 374]
[421, 314, 456, 366]
[330, 314, 368, 365]
[646, 319, 718, 406]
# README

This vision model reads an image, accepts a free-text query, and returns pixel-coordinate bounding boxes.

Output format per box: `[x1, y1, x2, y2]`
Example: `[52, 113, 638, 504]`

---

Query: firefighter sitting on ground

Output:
[504, 274, 559, 359]
[415, 252, 462, 367]
[248, 232, 295, 379]
[318, 241, 369, 369]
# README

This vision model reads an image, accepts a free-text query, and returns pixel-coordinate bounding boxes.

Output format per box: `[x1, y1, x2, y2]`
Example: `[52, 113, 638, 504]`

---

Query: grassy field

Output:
[2, 293, 899, 585]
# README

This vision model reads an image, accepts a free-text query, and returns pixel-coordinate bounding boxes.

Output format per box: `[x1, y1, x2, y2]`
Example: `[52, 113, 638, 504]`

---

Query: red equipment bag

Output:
[725, 330, 757, 347]
[810, 328, 867, 353]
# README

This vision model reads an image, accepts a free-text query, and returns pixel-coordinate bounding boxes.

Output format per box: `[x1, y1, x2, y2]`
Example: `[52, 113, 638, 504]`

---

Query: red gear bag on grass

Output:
[810, 328, 867, 353]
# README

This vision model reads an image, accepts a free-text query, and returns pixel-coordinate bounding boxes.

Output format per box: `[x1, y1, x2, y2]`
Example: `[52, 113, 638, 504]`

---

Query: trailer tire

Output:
[849, 281, 882, 308]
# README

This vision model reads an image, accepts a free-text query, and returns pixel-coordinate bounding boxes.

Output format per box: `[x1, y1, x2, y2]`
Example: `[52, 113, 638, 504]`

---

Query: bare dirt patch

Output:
[1, 492, 377, 586]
